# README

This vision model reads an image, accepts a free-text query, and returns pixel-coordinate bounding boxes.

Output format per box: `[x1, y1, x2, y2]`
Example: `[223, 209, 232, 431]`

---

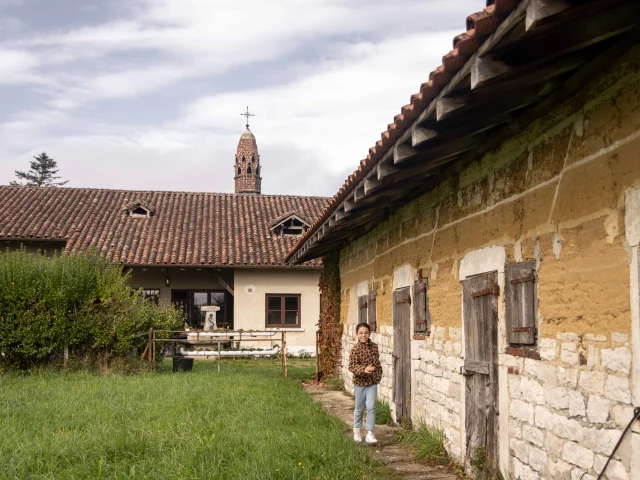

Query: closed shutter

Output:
[505, 261, 537, 345]
[413, 280, 430, 336]
[358, 295, 368, 325]
[368, 289, 377, 331]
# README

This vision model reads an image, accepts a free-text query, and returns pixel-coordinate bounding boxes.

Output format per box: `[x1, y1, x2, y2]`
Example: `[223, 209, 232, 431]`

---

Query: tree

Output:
[10, 152, 69, 187]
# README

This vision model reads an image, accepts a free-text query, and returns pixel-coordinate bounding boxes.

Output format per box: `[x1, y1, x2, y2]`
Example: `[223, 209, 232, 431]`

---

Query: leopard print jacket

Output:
[348, 340, 382, 386]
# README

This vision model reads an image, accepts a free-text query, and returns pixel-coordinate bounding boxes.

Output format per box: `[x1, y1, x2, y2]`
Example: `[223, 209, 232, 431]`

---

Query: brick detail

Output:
[506, 346, 541, 360]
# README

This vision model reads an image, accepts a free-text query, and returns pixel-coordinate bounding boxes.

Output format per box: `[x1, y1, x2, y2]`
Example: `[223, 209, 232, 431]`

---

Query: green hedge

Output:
[0, 249, 182, 369]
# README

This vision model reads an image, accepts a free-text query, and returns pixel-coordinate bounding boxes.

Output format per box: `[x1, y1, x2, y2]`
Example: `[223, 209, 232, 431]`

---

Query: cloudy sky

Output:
[0, 0, 481, 196]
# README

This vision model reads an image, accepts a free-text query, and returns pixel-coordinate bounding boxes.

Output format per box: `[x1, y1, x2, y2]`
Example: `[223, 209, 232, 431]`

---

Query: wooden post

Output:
[217, 340, 221, 372]
[147, 328, 152, 362]
[63, 342, 69, 367]
[152, 329, 156, 363]
[315, 330, 320, 381]
[283, 331, 288, 378]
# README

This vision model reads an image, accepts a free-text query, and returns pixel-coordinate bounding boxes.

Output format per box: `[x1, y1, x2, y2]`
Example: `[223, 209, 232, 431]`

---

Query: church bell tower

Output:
[234, 107, 262, 194]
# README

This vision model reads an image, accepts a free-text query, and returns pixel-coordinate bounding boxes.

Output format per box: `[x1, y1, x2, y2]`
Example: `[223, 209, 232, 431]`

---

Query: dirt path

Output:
[303, 384, 458, 480]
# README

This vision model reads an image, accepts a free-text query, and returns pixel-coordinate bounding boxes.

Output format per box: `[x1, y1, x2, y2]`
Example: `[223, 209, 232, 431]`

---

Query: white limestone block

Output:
[548, 459, 573, 479]
[552, 415, 584, 442]
[510, 438, 529, 463]
[558, 332, 581, 341]
[604, 375, 632, 404]
[535, 405, 554, 429]
[584, 427, 624, 456]
[536, 363, 558, 385]
[510, 421, 522, 439]
[512, 399, 535, 424]
[579, 370, 606, 395]
[523, 424, 545, 447]
[601, 347, 632, 375]
[545, 433, 565, 462]
[561, 342, 580, 365]
[521, 376, 546, 405]
[611, 404, 634, 429]
[546, 386, 569, 410]
[611, 332, 629, 344]
[584, 333, 607, 342]
[594, 454, 628, 480]
[586, 395, 610, 424]
[539, 338, 558, 361]
[529, 446, 549, 473]
[558, 367, 579, 388]
[568, 390, 586, 418]
[563, 441, 594, 469]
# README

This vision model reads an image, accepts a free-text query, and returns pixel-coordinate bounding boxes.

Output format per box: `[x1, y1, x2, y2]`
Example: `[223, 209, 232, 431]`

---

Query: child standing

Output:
[348, 322, 382, 443]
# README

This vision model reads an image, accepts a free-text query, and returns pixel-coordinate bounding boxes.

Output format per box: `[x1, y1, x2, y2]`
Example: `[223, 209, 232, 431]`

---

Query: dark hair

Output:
[355, 323, 371, 333]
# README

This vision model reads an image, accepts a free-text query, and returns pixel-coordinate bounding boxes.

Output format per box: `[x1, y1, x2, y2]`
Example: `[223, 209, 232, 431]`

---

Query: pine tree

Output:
[10, 152, 69, 187]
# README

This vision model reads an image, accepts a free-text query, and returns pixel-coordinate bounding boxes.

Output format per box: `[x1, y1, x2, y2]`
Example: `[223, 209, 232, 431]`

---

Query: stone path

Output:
[303, 383, 458, 480]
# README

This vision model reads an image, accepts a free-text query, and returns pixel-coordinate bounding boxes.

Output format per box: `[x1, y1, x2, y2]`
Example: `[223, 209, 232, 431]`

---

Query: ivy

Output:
[318, 251, 342, 378]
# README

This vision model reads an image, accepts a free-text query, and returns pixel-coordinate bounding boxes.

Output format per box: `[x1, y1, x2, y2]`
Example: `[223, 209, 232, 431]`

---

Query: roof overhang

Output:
[288, 0, 640, 265]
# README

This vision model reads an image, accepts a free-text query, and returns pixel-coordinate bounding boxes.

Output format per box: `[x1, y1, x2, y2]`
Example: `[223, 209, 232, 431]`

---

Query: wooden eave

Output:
[289, 0, 640, 265]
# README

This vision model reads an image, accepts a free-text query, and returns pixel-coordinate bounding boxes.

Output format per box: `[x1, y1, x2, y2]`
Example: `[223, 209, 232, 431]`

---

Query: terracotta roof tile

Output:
[0, 186, 328, 267]
[288, 0, 522, 261]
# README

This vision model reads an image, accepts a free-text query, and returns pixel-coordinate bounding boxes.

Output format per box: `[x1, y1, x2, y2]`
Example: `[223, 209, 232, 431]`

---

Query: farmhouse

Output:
[288, 0, 640, 477]
[1, 126, 328, 356]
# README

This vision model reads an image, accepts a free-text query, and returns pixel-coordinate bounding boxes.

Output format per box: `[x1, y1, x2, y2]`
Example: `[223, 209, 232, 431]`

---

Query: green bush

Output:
[397, 423, 449, 465]
[375, 399, 392, 425]
[0, 248, 182, 370]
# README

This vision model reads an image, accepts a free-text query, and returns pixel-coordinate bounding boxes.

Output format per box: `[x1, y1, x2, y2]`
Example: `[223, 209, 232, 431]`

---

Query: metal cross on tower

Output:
[240, 106, 254, 128]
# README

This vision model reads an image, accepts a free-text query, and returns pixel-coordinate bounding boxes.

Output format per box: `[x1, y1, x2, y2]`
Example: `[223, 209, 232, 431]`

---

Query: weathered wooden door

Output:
[393, 287, 411, 424]
[462, 272, 499, 476]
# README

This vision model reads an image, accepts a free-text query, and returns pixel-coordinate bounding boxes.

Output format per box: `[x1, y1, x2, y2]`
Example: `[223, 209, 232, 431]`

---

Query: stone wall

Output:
[339, 45, 640, 479]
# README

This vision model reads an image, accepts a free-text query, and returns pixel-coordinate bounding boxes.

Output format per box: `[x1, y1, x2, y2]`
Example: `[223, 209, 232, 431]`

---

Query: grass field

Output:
[0, 359, 395, 479]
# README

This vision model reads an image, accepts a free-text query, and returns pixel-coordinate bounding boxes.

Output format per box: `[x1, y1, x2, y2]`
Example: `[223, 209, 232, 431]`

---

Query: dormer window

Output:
[269, 212, 311, 237]
[123, 200, 155, 218]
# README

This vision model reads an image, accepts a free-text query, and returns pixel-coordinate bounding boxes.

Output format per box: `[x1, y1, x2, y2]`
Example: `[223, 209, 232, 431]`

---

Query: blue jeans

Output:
[354, 384, 377, 431]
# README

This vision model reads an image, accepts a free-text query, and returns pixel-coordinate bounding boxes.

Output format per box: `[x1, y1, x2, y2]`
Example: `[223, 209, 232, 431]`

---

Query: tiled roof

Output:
[288, 0, 521, 259]
[0, 186, 328, 267]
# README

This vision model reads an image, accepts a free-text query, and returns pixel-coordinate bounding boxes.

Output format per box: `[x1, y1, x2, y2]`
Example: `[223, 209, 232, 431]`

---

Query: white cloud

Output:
[0, 0, 485, 195]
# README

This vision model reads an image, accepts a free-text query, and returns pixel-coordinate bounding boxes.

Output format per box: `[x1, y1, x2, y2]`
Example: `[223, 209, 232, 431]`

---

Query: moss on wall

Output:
[338, 44, 640, 338]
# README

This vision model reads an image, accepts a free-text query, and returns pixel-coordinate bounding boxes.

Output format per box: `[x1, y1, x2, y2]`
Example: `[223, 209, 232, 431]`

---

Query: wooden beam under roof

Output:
[378, 161, 399, 180]
[436, 88, 541, 122]
[471, 52, 588, 91]
[393, 144, 418, 164]
[525, 0, 570, 31]
[411, 127, 438, 147]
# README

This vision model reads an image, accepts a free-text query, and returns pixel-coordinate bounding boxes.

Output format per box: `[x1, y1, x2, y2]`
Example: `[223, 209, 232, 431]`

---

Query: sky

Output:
[0, 0, 482, 196]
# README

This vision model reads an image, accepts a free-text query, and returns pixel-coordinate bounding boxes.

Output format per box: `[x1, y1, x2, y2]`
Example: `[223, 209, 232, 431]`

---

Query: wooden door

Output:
[393, 287, 412, 424]
[462, 272, 499, 476]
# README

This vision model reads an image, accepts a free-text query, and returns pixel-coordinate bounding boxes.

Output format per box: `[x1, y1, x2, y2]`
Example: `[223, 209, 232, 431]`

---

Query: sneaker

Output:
[365, 431, 378, 444]
[353, 428, 363, 443]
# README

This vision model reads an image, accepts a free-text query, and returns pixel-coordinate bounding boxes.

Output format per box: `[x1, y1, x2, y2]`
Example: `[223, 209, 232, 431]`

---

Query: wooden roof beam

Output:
[378, 161, 399, 180]
[411, 126, 438, 147]
[364, 174, 382, 194]
[526, 0, 570, 31]
[343, 196, 356, 212]
[471, 52, 588, 91]
[436, 88, 541, 122]
[394, 143, 419, 164]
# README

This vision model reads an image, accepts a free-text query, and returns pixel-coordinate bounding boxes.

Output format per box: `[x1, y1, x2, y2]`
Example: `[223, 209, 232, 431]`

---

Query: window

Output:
[242, 155, 246, 162]
[505, 261, 537, 345]
[358, 295, 368, 324]
[247, 166, 252, 174]
[237, 167, 241, 175]
[251, 155, 255, 163]
[413, 279, 430, 337]
[368, 289, 377, 331]
[256, 166, 260, 175]
[142, 288, 160, 305]
[266, 294, 301, 327]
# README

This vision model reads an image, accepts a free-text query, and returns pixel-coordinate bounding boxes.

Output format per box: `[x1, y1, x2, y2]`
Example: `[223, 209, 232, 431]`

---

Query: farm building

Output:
[1, 126, 328, 356]
[288, 0, 640, 477]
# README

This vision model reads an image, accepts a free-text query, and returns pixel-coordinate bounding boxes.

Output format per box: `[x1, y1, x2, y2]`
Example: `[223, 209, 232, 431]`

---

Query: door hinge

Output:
[472, 285, 500, 297]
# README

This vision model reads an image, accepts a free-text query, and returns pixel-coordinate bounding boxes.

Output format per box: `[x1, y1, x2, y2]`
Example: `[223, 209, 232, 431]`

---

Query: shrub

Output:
[375, 399, 392, 425]
[0, 248, 182, 370]
[397, 423, 449, 465]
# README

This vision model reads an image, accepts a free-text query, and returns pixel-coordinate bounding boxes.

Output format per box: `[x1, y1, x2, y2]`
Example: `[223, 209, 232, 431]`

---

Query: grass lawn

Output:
[0, 359, 395, 479]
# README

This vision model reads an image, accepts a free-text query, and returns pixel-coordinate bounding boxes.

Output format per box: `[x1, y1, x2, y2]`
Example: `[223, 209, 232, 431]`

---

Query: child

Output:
[348, 322, 382, 443]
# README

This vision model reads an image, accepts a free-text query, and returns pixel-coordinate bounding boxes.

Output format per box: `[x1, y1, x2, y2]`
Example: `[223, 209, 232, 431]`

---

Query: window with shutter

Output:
[505, 261, 537, 345]
[413, 280, 430, 337]
[358, 295, 368, 325]
[368, 289, 377, 331]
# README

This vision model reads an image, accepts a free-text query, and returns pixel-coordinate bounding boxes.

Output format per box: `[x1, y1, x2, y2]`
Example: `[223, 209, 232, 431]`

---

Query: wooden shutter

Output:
[368, 289, 377, 331]
[413, 280, 430, 335]
[505, 261, 537, 345]
[358, 295, 368, 324]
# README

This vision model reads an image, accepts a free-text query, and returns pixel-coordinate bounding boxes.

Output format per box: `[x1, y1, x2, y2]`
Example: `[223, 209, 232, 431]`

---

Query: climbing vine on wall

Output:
[318, 251, 342, 378]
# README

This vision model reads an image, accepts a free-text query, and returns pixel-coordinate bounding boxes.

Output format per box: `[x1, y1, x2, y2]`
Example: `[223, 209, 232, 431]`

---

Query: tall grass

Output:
[0, 360, 396, 479]
[396, 423, 449, 465]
